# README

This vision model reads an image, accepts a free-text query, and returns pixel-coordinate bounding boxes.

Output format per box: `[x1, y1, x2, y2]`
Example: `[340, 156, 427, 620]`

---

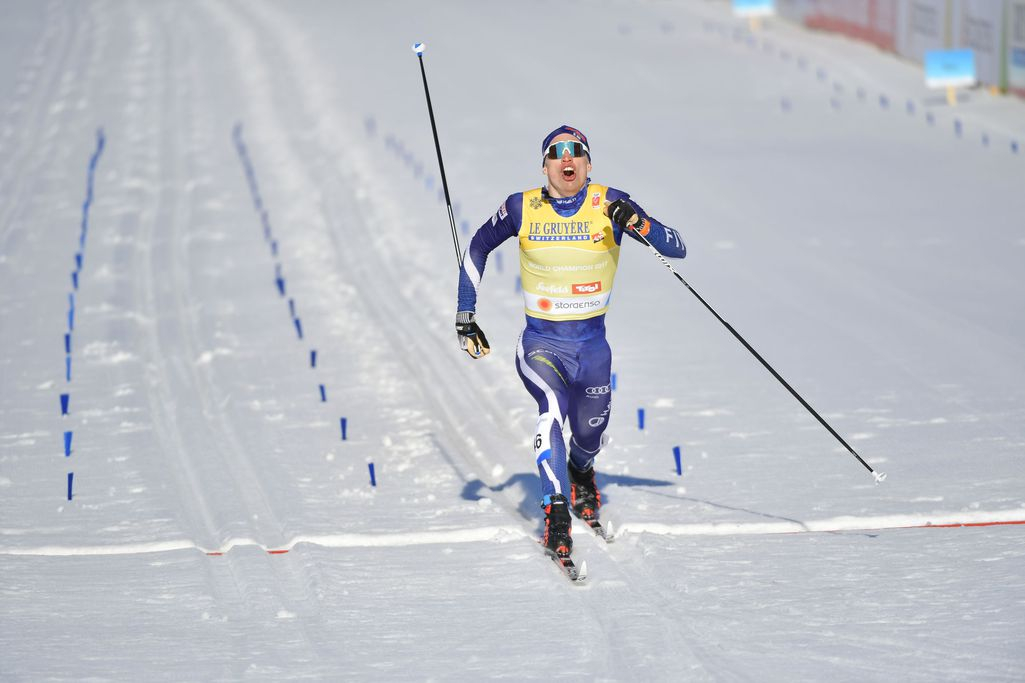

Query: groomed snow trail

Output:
[1, 1, 1023, 680]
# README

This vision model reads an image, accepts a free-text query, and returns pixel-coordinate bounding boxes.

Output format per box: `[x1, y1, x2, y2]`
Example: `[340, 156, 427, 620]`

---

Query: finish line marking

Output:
[2, 510, 1023, 557]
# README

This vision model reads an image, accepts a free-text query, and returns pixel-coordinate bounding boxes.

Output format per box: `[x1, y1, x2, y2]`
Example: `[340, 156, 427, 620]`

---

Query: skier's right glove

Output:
[456, 311, 491, 359]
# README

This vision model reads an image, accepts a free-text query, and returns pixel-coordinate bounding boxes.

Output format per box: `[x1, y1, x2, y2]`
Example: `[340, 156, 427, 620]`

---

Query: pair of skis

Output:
[546, 517, 614, 583]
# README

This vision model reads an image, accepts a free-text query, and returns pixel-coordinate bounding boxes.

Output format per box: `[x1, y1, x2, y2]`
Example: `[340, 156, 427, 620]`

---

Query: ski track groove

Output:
[0, 1, 81, 254]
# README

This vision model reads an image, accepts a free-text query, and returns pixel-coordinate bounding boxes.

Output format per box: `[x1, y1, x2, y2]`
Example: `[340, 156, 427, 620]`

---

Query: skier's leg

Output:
[516, 333, 571, 500]
[567, 336, 613, 471]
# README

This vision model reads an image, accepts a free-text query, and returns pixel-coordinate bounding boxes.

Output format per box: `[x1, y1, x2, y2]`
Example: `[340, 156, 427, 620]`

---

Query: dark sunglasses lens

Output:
[547, 141, 583, 159]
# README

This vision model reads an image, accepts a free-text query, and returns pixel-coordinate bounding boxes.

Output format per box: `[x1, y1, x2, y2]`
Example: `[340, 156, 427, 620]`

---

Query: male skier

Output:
[455, 125, 686, 561]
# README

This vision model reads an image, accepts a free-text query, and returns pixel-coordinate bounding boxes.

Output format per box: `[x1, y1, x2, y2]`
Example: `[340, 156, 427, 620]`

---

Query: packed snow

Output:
[1, 1, 1023, 679]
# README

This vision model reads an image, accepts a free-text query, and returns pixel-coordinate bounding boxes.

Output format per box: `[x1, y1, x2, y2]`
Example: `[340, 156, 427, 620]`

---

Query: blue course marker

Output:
[954, 119, 962, 137]
[673, 446, 682, 475]
[611, 372, 617, 391]
[288, 298, 296, 319]
[294, 318, 303, 340]
[65, 355, 71, 382]
[64, 333, 71, 354]
[319, 384, 326, 402]
[68, 307, 74, 331]
[72, 271, 78, 290]
[271, 240, 278, 257]
[368, 462, 377, 487]
[67, 472, 74, 501]
[276, 277, 286, 296]
[340, 417, 348, 441]
[63, 431, 73, 456]
[60, 393, 69, 416]
[310, 349, 317, 368]
[75, 252, 82, 269]
[637, 408, 645, 430]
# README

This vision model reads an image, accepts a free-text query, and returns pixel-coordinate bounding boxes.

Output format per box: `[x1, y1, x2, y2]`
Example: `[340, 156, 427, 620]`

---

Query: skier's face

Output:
[543, 133, 591, 198]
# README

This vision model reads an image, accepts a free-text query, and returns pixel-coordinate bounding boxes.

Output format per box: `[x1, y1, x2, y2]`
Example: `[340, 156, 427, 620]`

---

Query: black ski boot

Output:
[569, 465, 601, 522]
[542, 494, 573, 559]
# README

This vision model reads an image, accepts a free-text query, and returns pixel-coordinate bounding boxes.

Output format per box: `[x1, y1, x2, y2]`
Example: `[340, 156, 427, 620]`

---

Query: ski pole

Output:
[412, 42, 462, 269]
[625, 223, 886, 484]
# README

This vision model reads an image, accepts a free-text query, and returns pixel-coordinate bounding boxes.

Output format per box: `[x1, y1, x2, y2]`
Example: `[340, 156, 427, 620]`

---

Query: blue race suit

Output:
[457, 182, 686, 501]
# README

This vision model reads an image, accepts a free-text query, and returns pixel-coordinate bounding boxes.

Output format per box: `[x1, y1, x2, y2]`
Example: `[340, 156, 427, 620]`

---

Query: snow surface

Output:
[2, 0, 1024, 679]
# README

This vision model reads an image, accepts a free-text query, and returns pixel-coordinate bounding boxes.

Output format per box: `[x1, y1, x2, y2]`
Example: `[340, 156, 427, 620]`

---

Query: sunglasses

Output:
[546, 140, 589, 160]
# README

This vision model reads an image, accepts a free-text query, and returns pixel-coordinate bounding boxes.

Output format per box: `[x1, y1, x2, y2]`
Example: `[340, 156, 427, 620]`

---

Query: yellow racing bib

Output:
[518, 184, 620, 321]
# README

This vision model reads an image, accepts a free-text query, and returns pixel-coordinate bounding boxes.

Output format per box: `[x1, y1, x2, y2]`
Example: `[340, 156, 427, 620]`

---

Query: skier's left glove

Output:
[456, 311, 490, 359]
[604, 199, 639, 230]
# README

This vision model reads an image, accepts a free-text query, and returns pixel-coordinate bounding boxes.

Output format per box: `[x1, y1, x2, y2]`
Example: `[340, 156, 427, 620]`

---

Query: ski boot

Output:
[541, 494, 573, 559]
[569, 464, 601, 522]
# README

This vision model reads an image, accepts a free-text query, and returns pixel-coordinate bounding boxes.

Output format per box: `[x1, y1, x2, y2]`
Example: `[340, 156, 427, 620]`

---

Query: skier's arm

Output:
[455, 194, 521, 358]
[606, 188, 686, 259]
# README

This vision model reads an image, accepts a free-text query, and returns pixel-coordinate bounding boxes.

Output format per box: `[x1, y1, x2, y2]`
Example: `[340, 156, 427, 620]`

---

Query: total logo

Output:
[572, 281, 602, 295]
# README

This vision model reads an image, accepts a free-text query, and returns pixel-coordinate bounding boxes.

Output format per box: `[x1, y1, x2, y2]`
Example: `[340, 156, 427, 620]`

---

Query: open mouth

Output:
[561, 166, 576, 181]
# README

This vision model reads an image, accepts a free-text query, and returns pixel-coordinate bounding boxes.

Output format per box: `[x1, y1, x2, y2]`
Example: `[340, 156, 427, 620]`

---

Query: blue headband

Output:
[541, 125, 590, 163]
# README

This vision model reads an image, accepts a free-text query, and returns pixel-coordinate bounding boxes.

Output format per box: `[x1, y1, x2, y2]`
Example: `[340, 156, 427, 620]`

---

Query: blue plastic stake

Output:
[369, 462, 377, 487]
[310, 349, 317, 368]
[514, 276, 521, 293]
[72, 271, 78, 290]
[294, 318, 303, 339]
[611, 373, 617, 391]
[271, 240, 278, 257]
[288, 299, 296, 319]
[673, 446, 682, 475]
[65, 355, 71, 381]
[954, 119, 962, 137]
[68, 307, 74, 331]
[879, 94, 890, 109]
[340, 417, 348, 440]
[75, 252, 82, 269]
[637, 408, 645, 431]
[276, 277, 286, 296]
[319, 384, 326, 402]
[67, 472, 74, 500]
[60, 393, 69, 416]
[64, 333, 71, 354]
[64, 431, 73, 456]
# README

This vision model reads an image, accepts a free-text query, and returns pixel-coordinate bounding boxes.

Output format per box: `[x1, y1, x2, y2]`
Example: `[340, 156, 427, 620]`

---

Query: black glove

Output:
[456, 311, 491, 359]
[605, 198, 640, 230]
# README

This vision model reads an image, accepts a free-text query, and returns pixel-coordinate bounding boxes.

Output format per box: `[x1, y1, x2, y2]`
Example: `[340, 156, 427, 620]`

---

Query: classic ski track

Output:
[0, 2, 82, 252]
[234, 3, 714, 672]
[165, 3, 334, 666]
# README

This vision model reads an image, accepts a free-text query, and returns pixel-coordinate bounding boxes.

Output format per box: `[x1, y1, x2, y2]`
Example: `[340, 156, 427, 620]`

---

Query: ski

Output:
[545, 549, 588, 582]
[582, 518, 615, 542]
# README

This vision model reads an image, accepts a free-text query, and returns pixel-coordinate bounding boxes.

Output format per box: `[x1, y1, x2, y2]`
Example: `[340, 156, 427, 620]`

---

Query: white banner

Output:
[896, 0, 951, 63]
[1009, 0, 1025, 94]
[951, 0, 1004, 86]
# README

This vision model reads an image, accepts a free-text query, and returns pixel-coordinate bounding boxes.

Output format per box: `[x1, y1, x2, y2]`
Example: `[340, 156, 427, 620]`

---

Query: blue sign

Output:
[733, 0, 774, 17]
[924, 49, 977, 89]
